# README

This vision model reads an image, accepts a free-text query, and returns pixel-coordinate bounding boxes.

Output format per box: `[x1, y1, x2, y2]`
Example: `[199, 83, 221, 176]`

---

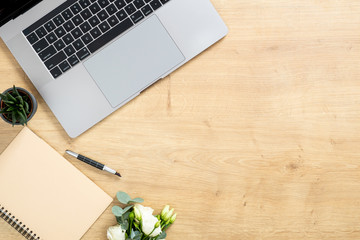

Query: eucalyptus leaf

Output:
[116, 216, 123, 225]
[117, 191, 132, 204]
[133, 233, 142, 240]
[121, 221, 129, 230]
[122, 211, 130, 221]
[128, 197, 144, 204]
[123, 205, 133, 213]
[112, 206, 124, 217]
[156, 232, 167, 240]
[130, 230, 136, 238]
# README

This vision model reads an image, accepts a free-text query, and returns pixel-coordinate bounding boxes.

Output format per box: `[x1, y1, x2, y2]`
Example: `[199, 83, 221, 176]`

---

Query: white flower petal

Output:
[107, 225, 126, 240]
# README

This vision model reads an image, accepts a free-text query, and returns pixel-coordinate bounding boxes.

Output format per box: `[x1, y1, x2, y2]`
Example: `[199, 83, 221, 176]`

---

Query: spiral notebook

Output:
[0, 127, 113, 240]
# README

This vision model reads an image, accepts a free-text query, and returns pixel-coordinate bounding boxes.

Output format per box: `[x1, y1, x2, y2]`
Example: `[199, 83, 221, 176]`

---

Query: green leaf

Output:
[16, 96, 24, 105]
[156, 232, 166, 240]
[0, 93, 6, 100]
[112, 206, 124, 217]
[12, 112, 16, 126]
[12, 86, 20, 97]
[117, 191, 132, 204]
[24, 101, 29, 113]
[128, 198, 144, 204]
[123, 205, 133, 214]
[116, 216, 123, 225]
[121, 221, 129, 230]
[2, 100, 15, 105]
[122, 211, 131, 221]
[6, 92, 16, 102]
[133, 233, 142, 240]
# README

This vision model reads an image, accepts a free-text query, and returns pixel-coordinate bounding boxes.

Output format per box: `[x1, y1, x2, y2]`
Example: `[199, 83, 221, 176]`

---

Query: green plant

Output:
[0, 86, 30, 126]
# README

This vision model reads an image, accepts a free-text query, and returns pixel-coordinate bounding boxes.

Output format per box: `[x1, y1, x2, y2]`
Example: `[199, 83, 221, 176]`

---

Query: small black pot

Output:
[0, 87, 38, 125]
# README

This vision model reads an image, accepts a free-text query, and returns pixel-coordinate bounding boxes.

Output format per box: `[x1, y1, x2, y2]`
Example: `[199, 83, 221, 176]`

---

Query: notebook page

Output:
[0, 127, 113, 240]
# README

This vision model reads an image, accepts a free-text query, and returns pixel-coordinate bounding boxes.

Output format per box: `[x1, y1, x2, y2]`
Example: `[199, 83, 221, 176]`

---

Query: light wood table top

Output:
[1, 1, 360, 239]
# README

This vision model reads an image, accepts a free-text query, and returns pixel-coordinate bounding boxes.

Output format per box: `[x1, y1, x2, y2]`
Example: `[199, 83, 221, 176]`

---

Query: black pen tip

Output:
[115, 172, 121, 177]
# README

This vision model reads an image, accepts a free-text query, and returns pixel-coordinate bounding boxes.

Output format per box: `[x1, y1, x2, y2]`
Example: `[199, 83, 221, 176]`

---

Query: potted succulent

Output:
[0, 86, 37, 126]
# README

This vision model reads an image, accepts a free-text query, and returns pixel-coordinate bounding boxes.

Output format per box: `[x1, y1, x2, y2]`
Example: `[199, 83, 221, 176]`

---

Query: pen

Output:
[65, 150, 121, 177]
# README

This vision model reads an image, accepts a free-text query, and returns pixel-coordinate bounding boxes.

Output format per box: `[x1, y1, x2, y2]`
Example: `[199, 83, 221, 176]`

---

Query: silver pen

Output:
[66, 150, 121, 177]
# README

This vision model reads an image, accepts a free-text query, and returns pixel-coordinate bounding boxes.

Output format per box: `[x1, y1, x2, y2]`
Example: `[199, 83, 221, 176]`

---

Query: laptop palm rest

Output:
[83, 15, 185, 108]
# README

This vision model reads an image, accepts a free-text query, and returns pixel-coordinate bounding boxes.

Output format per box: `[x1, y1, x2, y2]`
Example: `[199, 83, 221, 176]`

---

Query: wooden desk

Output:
[1, 1, 360, 239]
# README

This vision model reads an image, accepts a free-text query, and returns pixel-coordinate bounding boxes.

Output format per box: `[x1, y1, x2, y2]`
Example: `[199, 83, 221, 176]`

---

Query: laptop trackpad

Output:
[84, 15, 185, 107]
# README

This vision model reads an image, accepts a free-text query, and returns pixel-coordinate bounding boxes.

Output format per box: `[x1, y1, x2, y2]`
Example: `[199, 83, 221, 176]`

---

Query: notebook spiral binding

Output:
[0, 204, 40, 240]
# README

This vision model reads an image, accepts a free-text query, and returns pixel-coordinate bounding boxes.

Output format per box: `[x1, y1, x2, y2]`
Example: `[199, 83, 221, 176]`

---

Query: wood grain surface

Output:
[1, 0, 360, 239]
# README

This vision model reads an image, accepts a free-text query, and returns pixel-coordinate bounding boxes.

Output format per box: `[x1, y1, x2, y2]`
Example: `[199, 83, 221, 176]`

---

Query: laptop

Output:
[0, 0, 228, 138]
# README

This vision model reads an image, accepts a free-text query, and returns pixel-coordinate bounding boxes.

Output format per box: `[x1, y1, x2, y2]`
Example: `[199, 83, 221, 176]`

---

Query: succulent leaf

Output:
[0, 86, 31, 126]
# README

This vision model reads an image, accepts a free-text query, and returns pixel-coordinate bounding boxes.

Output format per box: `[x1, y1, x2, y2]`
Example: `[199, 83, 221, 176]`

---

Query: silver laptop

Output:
[0, 0, 228, 138]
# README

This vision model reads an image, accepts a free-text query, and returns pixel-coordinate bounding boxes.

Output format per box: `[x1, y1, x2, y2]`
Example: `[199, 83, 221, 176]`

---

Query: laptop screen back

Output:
[0, 0, 42, 27]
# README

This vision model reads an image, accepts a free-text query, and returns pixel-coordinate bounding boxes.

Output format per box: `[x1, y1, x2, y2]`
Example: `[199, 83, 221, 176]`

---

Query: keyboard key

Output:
[71, 27, 83, 39]
[62, 9, 73, 20]
[89, 16, 100, 27]
[89, 2, 101, 14]
[50, 66, 62, 78]
[79, 0, 91, 8]
[81, 33, 93, 44]
[97, 10, 109, 21]
[106, 4, 117, 15]
[44, 51, 66, 69]
[99, 0, 110, 8]
[114, 0, 126, 9]
[99, 21, 110, 32]
[26, 32, 39, 44]
[144, 0, 151, 2]
[54, 26, 66, 38]
[53, 15, 65, 26]
[90, 27, 102, 39]
[73, 39, 84, 50]
[68, 55, 80, 66]
[59, 60, 71, 73]
[35, 26, 47, 38]
[150, 0, 161, 10]
[76, 47, 90, 60]
[160, 0, 169, 4]
[46, 32, 57, 43]
[125, 4, 136, 15]
[116, 9, 127, 21]
[125, 0, 133, 3]
[88, 18, 133, 53]
[38, 45, 56, 61]
[133, 0, 145, 9]
[80, 21, 91, 33]
[130, 11, 144, 23]
[63, 20, 75, 31]
[63, 33, 75, 45]
[54, 39, 66, 51]
[72, 14, 84, 26]
[64, 45, 76, 56]
[107, 15, 119, 27]
[32, 38, 49, 53]
[80, 8, 92, 20]
[22, 0, 74, 36]
[141, 5, 152, 16]
[70, 3, 82, 14]
[44, 21, 56, 32]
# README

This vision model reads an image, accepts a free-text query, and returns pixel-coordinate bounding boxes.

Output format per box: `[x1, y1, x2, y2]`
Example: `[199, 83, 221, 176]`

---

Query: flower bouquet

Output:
[107, 191, 177, 240]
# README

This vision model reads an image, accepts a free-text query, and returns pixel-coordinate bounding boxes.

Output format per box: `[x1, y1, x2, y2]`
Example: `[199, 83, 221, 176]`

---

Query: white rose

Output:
[107, 224, 126, 240]
[134, 204, 162, 237]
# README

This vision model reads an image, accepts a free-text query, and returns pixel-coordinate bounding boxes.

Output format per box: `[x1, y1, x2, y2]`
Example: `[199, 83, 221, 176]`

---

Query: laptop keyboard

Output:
[23, 0, 171, 79]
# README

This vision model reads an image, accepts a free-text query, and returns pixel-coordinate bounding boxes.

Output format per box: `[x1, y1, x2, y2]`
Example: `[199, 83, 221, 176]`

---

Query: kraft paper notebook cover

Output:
[0, 127, 113, 240]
